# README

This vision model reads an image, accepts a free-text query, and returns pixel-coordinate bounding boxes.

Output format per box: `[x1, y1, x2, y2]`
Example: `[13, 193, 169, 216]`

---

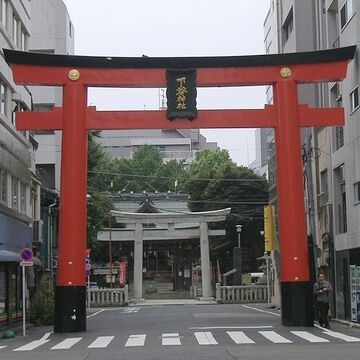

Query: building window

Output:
[21, 28, 26, 51]
[12, 101, 27, 127]
[321, 169, 328, 194]
[334, 164, 347, 234]
[354, 181, 360, 204]
[318, 169, 329, 208]
[350, 86, 359, 112]
[0, 82, 6, 116]
[1, 0, 7, 29]
[335, 126, 344, 150]
[12, 176, 18, 210]
[69, 21, 72, 37]
[330, 82, 342, 105]
[0, 168, 6, 203]
[340, 0, 354, 29]
[20, 182, 26, 213]
[13, 15, 18, 46]
[282, 8, 294, 44]
[265, 27, 272, 54]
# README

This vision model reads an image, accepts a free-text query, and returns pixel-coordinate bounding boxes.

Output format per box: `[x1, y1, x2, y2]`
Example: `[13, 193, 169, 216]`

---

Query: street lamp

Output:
[260, 230, 271, 308]
[234, 225, 243, 285]
[235, 225, 243, 248]
[109, 211, 113, 288]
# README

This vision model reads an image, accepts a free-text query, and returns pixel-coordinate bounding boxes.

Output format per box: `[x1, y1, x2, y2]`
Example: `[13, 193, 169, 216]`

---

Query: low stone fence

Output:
[216, 283, 268, 303]
[189, 285, 203, 299]
[88, 285, 128, 306]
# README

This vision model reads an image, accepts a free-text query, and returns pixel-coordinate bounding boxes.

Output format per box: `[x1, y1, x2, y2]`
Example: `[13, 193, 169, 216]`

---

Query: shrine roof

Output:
[3, 46, 356, 69]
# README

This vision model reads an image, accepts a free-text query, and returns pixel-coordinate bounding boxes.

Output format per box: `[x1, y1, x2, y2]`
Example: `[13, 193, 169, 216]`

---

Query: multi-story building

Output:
[263, 0, 320, 308]
[0, 0, 39, 328]
[28, 0, 74, 274]
[29, 0, 74, 191]
[99, 128, 217, 165]
[263, 0, 360, 322]
[315, 0, 360, 321]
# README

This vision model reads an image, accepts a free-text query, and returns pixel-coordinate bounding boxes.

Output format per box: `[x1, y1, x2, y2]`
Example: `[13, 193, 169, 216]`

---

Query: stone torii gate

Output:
[4, 45, 355, 332]
[103, 208, 231, 302]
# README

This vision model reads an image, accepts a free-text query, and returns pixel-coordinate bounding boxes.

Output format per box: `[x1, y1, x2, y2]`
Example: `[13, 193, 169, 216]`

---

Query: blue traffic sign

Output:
[20, 248, 33, 262]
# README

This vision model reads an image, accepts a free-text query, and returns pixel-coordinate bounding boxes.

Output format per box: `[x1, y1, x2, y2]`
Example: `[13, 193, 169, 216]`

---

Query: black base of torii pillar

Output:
[54, 286, 87, 333]
[281, 281, 313, 326]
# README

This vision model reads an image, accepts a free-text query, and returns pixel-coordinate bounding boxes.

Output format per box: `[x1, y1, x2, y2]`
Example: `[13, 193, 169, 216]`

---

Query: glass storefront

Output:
[0, 264, 6, 321]
[0, 263, 22, 327]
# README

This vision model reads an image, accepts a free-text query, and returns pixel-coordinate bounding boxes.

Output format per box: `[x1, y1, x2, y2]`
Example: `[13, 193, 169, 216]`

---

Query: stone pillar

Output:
[200, 221, 213, 300]
[133, 223, 144, 302]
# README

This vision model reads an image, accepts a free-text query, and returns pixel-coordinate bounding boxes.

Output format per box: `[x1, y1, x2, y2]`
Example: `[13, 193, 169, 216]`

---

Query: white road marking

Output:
[291, 331, 329, 343]
[322, 330, 360, 342]
[0, 346, 7, 350]
[13, 339, 50, 351]
[194, 331, 218, 345]
[242, 305, 281, 317]
[125, 334, 146, 347]
[40, 332, 53, 341]
[259, 331, 292, 343]
[51, 337, 82, 350]
[87, 308, 105, 318]
[190, 325, 273, 330]
[227, 331, 255, 344]
[88, 336, 114, 348]
[161, 333, 181, 346]
[123, 307, 140, 313]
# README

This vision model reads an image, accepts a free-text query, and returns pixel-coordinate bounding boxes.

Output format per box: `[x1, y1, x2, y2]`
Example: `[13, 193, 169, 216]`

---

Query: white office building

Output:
[263, 0, 360, 321]
[29, 0, 74, 191]
[0, 0, 39, 329]
[99, 128, 217, 165]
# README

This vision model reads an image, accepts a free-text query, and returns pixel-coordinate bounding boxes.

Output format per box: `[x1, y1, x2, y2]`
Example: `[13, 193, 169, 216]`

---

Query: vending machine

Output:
[350, 265, 360, 322]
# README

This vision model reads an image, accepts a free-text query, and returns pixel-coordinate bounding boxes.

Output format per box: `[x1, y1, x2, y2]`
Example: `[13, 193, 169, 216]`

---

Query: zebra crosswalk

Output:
[1, 328, 360, 352]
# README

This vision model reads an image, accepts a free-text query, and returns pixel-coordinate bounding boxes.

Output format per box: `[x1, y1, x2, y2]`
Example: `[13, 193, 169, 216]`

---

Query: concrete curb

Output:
[334, 318, 360, 329]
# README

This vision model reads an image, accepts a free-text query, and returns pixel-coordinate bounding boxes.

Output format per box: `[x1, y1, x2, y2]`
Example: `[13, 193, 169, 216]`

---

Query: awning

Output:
[0, 250, 20, 262]
[0, 250, 42, 266]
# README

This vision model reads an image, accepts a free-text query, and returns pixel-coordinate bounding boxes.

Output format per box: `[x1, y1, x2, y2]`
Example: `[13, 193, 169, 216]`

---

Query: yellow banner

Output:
[264, 205, 274, 252]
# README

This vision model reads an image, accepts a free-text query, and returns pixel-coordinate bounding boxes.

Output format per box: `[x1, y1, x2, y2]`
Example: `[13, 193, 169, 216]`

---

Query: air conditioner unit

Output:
[33, 220, 43, 243]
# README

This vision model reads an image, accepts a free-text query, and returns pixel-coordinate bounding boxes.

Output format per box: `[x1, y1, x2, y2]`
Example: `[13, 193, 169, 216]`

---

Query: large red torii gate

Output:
[4, 46, 356, 332]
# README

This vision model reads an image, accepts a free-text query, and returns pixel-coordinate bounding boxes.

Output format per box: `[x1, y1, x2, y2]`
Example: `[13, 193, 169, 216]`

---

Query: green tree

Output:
[109, 145, 187, 193]
[185, 148, 268, 272]
[87, 131, 113, 261]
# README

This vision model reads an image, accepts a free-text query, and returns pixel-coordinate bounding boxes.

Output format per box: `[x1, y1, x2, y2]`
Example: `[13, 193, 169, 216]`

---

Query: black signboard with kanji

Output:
[166, 69, 197, 120]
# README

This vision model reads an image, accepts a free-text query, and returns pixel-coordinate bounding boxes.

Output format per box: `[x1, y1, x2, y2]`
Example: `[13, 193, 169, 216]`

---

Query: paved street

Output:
[1, 303, 360, 360]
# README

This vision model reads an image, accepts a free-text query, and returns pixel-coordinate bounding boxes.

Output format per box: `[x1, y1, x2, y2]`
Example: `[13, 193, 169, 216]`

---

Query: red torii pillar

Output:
[4, 46, 355, 332]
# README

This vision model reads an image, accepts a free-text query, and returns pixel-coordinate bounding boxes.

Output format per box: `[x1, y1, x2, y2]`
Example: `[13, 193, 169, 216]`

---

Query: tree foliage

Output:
[109, 144, 187, 193]
[86, 141, 269, 272]
[87, 131, 113, 261]
[185, 148, 268, 272]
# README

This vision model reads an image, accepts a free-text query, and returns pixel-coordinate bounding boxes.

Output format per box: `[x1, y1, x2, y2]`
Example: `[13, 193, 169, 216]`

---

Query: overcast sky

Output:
[62, 0, 270, 166]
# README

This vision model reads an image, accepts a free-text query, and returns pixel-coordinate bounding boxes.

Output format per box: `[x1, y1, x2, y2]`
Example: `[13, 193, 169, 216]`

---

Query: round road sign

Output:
[19, 248, 33, 262]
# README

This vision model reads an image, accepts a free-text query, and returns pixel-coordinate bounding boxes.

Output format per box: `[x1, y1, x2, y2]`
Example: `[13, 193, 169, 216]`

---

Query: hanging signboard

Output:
[118, 262, 127, 287]
[166, 69, 197, 120]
